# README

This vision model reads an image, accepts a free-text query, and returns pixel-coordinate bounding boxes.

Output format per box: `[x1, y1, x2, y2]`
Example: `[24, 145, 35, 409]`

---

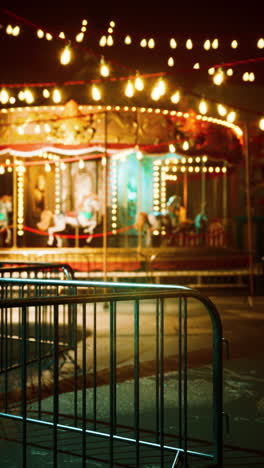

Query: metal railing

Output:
[0, 261, 75, 280]
[0, 278, 223, 467]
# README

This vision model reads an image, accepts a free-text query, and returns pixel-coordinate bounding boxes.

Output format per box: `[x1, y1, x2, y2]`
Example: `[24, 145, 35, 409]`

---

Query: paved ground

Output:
[0, 293, 264, 466]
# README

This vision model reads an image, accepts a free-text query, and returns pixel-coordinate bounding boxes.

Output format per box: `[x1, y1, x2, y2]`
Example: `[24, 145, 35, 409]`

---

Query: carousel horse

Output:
[37, 193, 101, 247]
[0, 195, 12, 245]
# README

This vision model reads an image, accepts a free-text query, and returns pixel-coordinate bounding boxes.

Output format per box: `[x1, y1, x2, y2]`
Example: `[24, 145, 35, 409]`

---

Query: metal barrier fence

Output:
[0, 278, 223, 467]
[0, 261, 75, 280]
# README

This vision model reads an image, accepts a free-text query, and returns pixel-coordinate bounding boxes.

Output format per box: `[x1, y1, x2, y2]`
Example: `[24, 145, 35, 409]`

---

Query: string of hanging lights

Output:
[0, 7, 263, 131]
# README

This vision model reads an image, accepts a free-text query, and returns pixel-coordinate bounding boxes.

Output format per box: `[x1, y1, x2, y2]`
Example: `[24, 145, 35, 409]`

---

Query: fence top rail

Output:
[0, 276, 191, 291]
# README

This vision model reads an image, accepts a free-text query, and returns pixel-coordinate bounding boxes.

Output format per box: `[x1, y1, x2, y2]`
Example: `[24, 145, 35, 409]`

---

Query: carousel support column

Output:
[137, 156, 142, 251]
[244, 123, 254, 303]
[12, 156, 17, 248]
[135, 109, 142, 251]
[103, 111, 108, 282]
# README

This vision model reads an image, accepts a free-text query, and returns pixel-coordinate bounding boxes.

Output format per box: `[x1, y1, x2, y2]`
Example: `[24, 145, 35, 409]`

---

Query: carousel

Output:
[0, 96, 251, 282]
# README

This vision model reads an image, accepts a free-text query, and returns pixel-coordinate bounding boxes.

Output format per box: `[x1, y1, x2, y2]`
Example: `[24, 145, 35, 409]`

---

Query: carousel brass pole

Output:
[201, 161, 206, 210]
[222, 161, 227, 221]
[103, 111, 108, 281]
[12, 156, 17, 248]
[183, 172, 188, 213]
[244, 122, 254, 302]
[135, 108, 142, 251]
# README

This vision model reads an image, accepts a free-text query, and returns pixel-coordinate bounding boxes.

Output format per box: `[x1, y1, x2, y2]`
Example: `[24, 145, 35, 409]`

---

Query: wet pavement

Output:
[1, 293, 264, 466]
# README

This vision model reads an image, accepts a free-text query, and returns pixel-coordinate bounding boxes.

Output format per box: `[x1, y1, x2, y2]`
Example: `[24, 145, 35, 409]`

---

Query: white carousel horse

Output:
[37, 194, 101, 247]
[0, 195, 12, 245]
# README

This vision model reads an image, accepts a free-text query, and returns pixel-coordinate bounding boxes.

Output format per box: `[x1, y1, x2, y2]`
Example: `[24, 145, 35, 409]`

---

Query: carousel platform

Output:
[0, 246, 262, 291]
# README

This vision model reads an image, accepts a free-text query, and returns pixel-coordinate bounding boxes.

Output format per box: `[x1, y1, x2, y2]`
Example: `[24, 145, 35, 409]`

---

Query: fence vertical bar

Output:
[134, 299, 140, 466]
[21, 306, 27, 468]
[155, 297, 160, 444]
[160, 297, 165, 467]
[109, 300, 116, 466]
[183, 297, 188, 467]
[4, 307, 8, 412]
[93, 302, 97, 431]
[73, 303, 78, 427]
[53, 304, 59, 468]
[178, 296, 183, 448]
[82, 303, 87, 467]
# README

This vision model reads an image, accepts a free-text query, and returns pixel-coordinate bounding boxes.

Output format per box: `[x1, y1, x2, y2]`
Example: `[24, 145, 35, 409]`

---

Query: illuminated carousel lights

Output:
[17, 167, 25, 236]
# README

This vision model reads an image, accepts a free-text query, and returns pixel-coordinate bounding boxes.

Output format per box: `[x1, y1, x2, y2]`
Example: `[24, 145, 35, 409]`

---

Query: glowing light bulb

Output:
[60, 45, 72, 65]
[171, 91, 180, 104]
[231, 39, 238, 48]
[169, 144, 176, 153]
[125, 81, 134, 98]
[157, 79, 166, 96]
[227, 111, 236, 123]
[199, 100, 208, 115]
[182, 141, 189, 151]
[6, 25, 13, 35]
[37, 29, 44, 38]
[148, 38, 155, 48]
[53, 88, 62, 103]
[213, 69, 224, 85]
[170, 38, 177, 48]
[91, 85, 101, 101]
[204, 39, 211, 50]
[0, 89, 9, 104]
[212, 38, 219, 49]
[124, 35, 132, 44]
[24, 89, 34, 104]
[140, 38, 147, 47]
[12, 26, 20, 36]
[46, 33, 53, 40]
[168, 56, 174, 67]
[249, 72, 255, 82]
[259, 118, 264, 131]
[18, 90, 25, 101]
[76, 32, 84, 42]
[59, 32, 65, 39]
[208, 67, 215, 75]
[217, 104, 227, 116]
[193, 62, 200, 69]
[134, 74, 144, 91]
[151, 86, 161, 101]
[227, 68, 233, 76]
[79, 159, 85, 169]
[109, 21, 115, 28]
[243, 72, 249, 81]
[186, 38, 193, 49]
[99, 35, 107, 46]
[100, 58, 110, 77]
[257, 38, 264, 49]
[107, 35, 113, 46]
[43, 88, 50, 98]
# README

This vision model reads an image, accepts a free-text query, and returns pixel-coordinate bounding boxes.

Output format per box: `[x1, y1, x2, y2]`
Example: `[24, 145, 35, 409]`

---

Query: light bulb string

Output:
[2, 8, 263, 77]
[0, 8, 132, 72]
